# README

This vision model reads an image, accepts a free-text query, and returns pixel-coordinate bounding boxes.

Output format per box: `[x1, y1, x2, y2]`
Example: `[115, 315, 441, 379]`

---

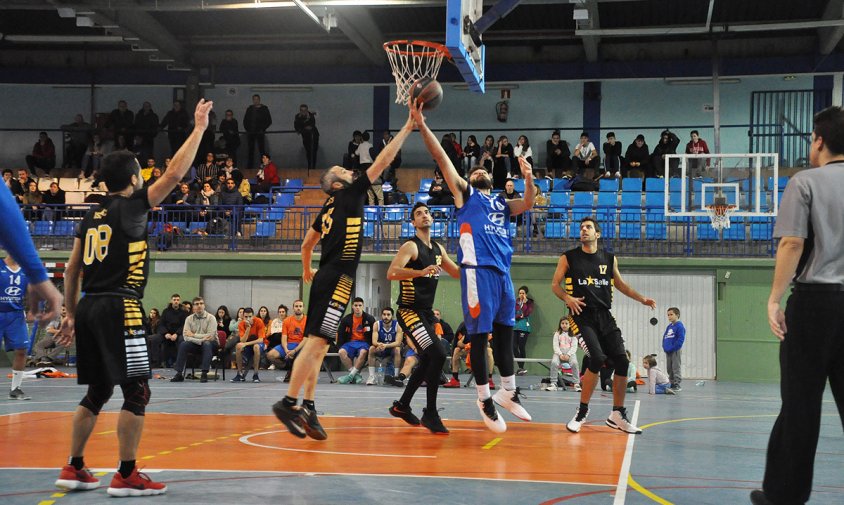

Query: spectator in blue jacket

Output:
[661, 307, 686, 391]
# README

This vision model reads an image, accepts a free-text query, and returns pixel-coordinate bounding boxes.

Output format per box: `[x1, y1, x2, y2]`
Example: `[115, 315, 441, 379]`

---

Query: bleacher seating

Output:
[598, 178, 619, 192]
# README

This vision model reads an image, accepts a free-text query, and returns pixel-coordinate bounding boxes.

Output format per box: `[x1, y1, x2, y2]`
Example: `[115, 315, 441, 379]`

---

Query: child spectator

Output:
[643, 355, 675, 395]
[662, 307, 686, 391]
[549, 318, 581, 392]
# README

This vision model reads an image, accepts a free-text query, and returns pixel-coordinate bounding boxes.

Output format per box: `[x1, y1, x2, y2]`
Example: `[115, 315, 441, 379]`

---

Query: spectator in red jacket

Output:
[685, 130, 711, 177]
[255, 153, 280, 193]
[26, 132, 56, 175]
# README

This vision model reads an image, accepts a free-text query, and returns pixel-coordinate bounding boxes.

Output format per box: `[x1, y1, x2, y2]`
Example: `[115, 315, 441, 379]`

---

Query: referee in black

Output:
[272, 109, 414, 440]
[752, 106, 844, 505]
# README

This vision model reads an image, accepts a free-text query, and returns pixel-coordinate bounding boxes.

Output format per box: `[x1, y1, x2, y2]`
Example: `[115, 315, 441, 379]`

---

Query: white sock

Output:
[11, 370, 24, 390]
[368, 366, 375, 376]
[349, 367, 358, 376]
[476, 383, 491, 401]
[501, 374, 516, 391]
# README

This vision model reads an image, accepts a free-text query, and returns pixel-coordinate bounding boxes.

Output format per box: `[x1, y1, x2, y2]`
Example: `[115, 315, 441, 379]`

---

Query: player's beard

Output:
[470, 176, 492, 190]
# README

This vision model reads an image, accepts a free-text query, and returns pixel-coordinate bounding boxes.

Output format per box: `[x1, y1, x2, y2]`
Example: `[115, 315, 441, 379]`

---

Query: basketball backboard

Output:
[663, 153, 780, 226]
[446, 0, 485, 93]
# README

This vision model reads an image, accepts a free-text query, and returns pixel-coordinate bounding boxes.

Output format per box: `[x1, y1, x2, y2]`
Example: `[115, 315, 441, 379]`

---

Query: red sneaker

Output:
[106, 468, 167, 497]
[488, 379, 496, 390]
[55, 464, 100, 491]
[442, 377, 461, 388]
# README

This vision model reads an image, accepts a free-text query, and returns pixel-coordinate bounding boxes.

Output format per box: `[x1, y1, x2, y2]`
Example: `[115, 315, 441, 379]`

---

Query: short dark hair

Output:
[261, 153, 270, 159]
[411, 201, 429, 217]
[244, 307, 254, 314]
[668, 307, 680, 317]
[580, 216, 601, 233]
[171, 293, 180, 298]
[580, 131, 589, 138]
[467, 165, 486, 178]
[252, 94, 260, 99]
[353, 297, 364, 304]
[813, 106, 844, 155]
[690, 130, 699, 136]
[382, 307, 394, 314]
[2, 169, 11, 176]
[101, 151, 140, 192]
[606, 132, 616, 139]
[192, 296, 204, 303]
[518, 285, 529, 294]
[278, 304, 288, 311]
[299, 104, 308, 108]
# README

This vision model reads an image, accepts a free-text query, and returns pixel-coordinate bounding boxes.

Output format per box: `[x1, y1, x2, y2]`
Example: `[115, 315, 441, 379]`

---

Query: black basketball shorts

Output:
[567, 308, 626, 366]
[305, 268, 355, 341]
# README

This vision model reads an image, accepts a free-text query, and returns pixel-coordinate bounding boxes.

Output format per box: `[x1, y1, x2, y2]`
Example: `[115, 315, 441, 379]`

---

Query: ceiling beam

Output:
[705, 0, 715, 31]
[0, 0, 593, 11]
[333, 6, 388, 65]
[577, 18, 844, 37]
[580, 0, 600, 62]
[819, 0, 844, 55]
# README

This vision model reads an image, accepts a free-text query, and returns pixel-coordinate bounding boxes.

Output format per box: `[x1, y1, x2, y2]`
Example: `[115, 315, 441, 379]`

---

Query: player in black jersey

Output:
[551, 216, 656, 435]
[385, 202, 460, 434]
[55, 99, 213, 496]
[273, 110, 415, 440]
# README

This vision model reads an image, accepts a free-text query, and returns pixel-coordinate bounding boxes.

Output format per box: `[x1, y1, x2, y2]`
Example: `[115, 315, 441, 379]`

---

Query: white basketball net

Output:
[383, 40, 448, 104]
[705, 204, 737, 230]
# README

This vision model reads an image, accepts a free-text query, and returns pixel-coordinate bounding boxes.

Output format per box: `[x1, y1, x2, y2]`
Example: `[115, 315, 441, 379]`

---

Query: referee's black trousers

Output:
[762, 290, 844, 504]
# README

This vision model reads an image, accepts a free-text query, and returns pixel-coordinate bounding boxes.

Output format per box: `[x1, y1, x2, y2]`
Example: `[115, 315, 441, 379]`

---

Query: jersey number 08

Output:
[83, 225, 113, 265]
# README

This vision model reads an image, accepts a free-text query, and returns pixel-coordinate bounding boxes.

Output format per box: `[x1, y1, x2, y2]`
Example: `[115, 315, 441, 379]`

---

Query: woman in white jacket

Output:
[549, 318, 581, 391]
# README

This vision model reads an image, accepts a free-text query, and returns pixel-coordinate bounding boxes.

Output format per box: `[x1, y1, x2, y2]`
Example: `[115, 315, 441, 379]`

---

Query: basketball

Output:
[650, 317, 659, 326]
[410, 77, 443, 110]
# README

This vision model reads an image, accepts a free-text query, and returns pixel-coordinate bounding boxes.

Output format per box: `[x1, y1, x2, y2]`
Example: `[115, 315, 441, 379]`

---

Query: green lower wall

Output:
[37, 251, 780, 382]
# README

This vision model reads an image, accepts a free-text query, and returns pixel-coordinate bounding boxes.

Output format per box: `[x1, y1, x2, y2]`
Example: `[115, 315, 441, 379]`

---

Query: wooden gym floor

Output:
[1, 369, 842, 504]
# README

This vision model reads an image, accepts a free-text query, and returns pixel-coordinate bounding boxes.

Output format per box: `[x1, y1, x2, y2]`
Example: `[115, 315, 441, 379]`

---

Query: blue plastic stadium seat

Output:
[620, 192, 641, 209]
[253, 221, 275, 238]
[513, 179, 526, 193]
[170, 222, 187, 233]
[696, 217, 719, 240]
[265, 207, 285, 221]
[419, 178, 433, 192]
[382, 207, 405, 222]
[544, 220, 566, 238]
[596, 191, 618, 210]
[274, 193, 295, 207]
[415, 192, 431, 204]
[572, 191, 594, 210]
[749, 216, 774, 241]
[598, 178, 619, 192]
[723, 218, 746, 241]
[644, 192, 665, 210]
[668, 178, 683, 192]
[188, 222, 206, 234]
[551, 178, 569, 192]
[400, 222, 415, 239]
[53, 221, 76, 236]
[284, 178, 303, 190]
[363, 221, 376, 238]
[431, 221, 445, 238]
[619, 211, 641, 240]
[364, 206, 379, 222]
[33, 220, 54, 236]
[644, 178, 663, 192]
[645, 212, 667, 240]
[621, 178, 643, 192]
[535, 178, 550, 193]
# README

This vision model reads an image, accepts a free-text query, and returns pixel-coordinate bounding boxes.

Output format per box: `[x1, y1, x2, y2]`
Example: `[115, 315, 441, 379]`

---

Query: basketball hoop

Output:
[704, 203, 737, 230]
[383, 40, 450, 104]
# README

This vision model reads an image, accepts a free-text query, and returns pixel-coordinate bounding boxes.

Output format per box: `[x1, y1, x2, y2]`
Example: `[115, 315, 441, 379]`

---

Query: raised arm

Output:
[612, 257, 656, 308]
[506, 156, 535, 216]
[147, 99, 213, 207]
[365, 108, 414, 184]
[409, 101, 468, 206]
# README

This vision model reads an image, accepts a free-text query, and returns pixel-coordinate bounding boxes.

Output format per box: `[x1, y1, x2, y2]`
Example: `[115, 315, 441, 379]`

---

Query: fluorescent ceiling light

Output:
[76, 16, 94, 28]
[56, 7, 75, 18]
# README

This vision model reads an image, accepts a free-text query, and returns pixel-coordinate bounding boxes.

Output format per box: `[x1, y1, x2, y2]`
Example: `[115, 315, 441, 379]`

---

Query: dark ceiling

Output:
[0, 0, 842, 78]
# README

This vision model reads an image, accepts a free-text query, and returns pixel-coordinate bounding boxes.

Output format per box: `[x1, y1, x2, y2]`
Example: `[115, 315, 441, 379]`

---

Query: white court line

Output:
[613, 400, 641, 505]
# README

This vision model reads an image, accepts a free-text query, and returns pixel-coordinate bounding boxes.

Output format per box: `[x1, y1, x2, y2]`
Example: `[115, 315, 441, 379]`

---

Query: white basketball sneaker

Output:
[566, 406, 589, 433]
[606, 407, 642, 434]
[477, 398, 507, 433]
[492, 387, 532, 421]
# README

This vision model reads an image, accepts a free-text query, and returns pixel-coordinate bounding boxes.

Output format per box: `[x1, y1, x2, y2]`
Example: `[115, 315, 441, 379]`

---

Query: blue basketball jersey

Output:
[0, 263, 29, 313]
[377, 319, 398, 344]
[456, 187, 513, 273]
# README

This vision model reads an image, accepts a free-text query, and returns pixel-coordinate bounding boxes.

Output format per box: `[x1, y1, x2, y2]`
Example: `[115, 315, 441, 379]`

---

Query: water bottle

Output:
[528, 384, 535, 391]
[695, 380, 706, 387]
[376, 363, 384, 385]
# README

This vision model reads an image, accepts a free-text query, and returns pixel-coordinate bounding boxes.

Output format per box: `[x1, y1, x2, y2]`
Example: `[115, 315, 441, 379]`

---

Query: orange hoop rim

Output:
[383, 39, 451, 59]
[704, 203, 737, 216]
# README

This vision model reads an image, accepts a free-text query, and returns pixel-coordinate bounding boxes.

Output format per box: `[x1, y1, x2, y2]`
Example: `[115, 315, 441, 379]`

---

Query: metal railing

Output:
[23, 203, 777, 257]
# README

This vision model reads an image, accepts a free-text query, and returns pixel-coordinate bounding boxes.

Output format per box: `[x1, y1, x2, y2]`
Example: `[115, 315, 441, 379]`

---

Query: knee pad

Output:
[79, 384, 114, 415]
[120, 380, 151, 416]
[612, 355, 630, 377]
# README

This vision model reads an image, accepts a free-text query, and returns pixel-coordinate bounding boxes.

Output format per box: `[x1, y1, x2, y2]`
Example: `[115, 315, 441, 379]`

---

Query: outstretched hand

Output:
[56, 316, 75, 347]
[408, 97, 425, 129]
[642, 297, 657, 309]
[518, 156, 533, 180]
[193, 99, 214, 133]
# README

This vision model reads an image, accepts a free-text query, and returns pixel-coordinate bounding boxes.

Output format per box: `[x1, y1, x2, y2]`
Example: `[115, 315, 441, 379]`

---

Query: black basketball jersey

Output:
[76, 188, 151, 298]
[397, 236, 443, 310]
[311, 175, 371, 273]
[563, 247, 615, 310]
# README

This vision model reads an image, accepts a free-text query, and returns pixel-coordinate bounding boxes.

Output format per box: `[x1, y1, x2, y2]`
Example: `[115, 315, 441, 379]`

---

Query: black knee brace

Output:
[79, 384, 114, 415]
[612, 354, 630, 377]
[492, 323, 515, 377]
[120, 380, 151, 416]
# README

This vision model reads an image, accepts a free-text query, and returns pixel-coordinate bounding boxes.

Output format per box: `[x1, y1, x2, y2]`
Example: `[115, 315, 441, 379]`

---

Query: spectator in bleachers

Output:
[12, 169, 31, 202]
[134, 101, 159, 158]
[150, 294, 187, 367]
[652, 129, 680, 178]
[294, 104, 320, 171]
[603, 132, 622, 178]
[267, 301, 306, 382]
[144, 308, 161, 361]
[5, 169, 21, 200]
[255, 154, 280, 193]
[145, 167, 162, 188]
[463, 135, 481, 174]
[513, 286, 534, 375]
[548, 317, 581, 391]
[365, 306, 403, 385]
[216, 305, 232, 343]
[432, 308, 454, 347]
[141, 158, 156, 182]
[231, 307, 266, 383]
[573, 131, 598, 174]
[233, 170, 252, 204]
[160, 100, 190, 155]
[356, 132, 374, 172]
[244, 94, 272, 169]
[257, 306, 271, 328]
[112, 134, 130, 153]
[41, 182, 65, 221]
[624, 134, 651, 178]
[493, 135, 515, 189]
[344, 130, 363, 170]
[222, 157, 240, 179]
[21, 180, 43, 221]
[546, 130, 573, 179]
[220, 178, 243, 206]
[514, 135, 534, 167]
[25, 132, 56, 176]
[223, 307, 245, 368]
[449, 133, 463, 161]
[219, 109, 240, 163]
[440, 134, 462, 179]
[197, 152, 217, 185]
[170, 297, 218, 383]
[33, 305, 69, 366]
[266, 305, 287, 350]
[427, 171, 454, 206]
[480, 134, 496, 172]
[132, 134, 152, 165]
[170, 182, 195, 206]
[80, 133, 104, 180]
[61, 114, 92, 170]
[685, 130, 710, 177]
[105, 100, 134, 141]
[2, 169, 13, 191]
[195, 181, 219, 228]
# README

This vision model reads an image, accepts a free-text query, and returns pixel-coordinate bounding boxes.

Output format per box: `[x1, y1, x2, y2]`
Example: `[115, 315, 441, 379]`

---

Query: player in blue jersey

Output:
[411, 103, 534, 433]
[0, 185, 63, 325]
[1, 256, 33, 400]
